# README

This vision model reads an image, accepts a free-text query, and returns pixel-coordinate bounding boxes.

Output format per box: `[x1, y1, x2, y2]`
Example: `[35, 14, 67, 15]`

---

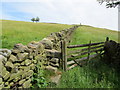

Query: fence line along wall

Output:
[0, 25, 80, 89]
[62, 40, 105, 71]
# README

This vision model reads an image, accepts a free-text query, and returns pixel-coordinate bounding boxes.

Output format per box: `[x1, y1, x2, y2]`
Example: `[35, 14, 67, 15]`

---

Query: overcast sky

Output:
[1, 0, 118, 31]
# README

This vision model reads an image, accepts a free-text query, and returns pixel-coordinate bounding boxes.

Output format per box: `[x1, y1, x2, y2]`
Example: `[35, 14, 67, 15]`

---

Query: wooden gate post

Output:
[106, 37, 109, 42]
[87, 40, 91, 60]
[61, 40, 67, 71]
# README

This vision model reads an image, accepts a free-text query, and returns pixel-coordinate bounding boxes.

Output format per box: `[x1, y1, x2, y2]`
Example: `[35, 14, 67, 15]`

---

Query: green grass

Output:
[1, 20, 72, 49]
[57, 25, 120, 88]
[57, 58, 120, 88]
[70, 25, 118, 45]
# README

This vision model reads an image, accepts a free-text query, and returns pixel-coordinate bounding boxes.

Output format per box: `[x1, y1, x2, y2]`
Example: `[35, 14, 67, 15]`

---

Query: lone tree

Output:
[97, 0, 120, 8]
[31, 18, 35, 22]
[35, 17, 40, 23]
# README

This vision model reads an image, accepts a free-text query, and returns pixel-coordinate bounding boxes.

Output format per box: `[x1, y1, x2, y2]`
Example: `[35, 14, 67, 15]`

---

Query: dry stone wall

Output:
[104, 40, 120, 68]
[0, 25, 80, 89]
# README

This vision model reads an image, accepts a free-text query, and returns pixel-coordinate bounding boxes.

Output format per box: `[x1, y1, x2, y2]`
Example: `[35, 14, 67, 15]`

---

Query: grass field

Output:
[70, 25, 118, 45]
[1, 20, 72, 49]
[1, 20, 119, 88]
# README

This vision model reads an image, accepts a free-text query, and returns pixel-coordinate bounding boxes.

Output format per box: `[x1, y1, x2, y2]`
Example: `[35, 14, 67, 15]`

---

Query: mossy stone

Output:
[0, 55, 7, 65]
[13, 76, 21, 82]
[8, 73, 16, 81]
[29, 64, 35, 70]
[9, 55, 17, 62]
[8, 70, 24, 81]
[11, 66, 18, 73]
[41, 38, 53, 49]
[5, 61, 14, 69]
[22, 70, 33, 78]
[2, 66, 8, 76]
[33, 60, 37, 64]
[14, 63, 20, 67]
[0, 78, 2, 84]
[5, 82, 9, 86]
[9, 82, 14, 86]
[24, 66, 30, 71]
[3, 71, 10, 81]
[19, 79, 26, 85]
[23, 79, 31, 88]
[21, 62, 25, 65]
[0, 82, 4, 89]
[24, 59, 31, 66]
[17, 53, 29, 61]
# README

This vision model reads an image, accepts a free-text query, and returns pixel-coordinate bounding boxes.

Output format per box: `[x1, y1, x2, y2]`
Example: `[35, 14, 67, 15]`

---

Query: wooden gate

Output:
[61, 38, 107, 71]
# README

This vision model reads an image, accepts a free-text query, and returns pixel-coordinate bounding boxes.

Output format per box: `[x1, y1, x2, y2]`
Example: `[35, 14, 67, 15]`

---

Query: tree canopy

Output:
[31, 18, 35, 22]
[35, 17, 40, 23]
[97, 0, 120, 8]
[31, 17, 40, 23]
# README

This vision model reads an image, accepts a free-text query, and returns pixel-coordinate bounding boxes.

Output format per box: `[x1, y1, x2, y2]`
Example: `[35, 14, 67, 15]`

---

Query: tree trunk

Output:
[118, 5, 120, 31]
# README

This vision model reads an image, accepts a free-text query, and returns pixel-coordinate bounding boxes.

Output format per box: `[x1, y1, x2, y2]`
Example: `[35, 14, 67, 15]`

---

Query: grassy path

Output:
[70, 25, 118, 45]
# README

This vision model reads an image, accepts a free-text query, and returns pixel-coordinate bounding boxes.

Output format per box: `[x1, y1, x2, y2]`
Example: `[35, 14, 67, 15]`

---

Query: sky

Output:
[0, 0, 118, 31]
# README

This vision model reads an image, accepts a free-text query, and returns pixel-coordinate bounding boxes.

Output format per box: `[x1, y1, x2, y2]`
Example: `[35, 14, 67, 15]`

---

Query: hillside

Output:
[70, 25, 118, 45]
[1, 20, 118, 49]
[1, 20, 72, 49]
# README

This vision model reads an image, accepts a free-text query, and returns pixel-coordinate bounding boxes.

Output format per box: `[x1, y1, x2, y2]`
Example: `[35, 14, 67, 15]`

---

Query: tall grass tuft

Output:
[57, 57, 120, 88]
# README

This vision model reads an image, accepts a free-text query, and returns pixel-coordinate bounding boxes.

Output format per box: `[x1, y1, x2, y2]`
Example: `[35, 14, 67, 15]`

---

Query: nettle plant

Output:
[31, 56, 48, 88]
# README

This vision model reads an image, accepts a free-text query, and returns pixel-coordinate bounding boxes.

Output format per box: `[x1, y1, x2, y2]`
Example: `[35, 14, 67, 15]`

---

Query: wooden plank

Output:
[81, 48, 103, 56]
[75, 54, 99, 62]
[61, 40, 64, 70]
[67, 60, 75, 65]
[68, 45, 104, 54]
[73, 59, 83, 67]
[67, 54, 99, 70]
[67, 42, 104, 48]
[67, 53, 99, 65]
[67, 64, 77, 70]
[64, 40, 67, 71]
[68, 48, 103, 58]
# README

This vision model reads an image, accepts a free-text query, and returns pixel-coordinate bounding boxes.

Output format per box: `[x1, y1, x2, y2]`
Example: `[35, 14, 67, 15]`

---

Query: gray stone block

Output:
[41, 38, 53, 49]
[50, 58, 59, 64]
[0, 49, 11, 58]
[45, 49, 61, 59]
[45, 66, 57, 73]
[17, 53, 29, 61]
